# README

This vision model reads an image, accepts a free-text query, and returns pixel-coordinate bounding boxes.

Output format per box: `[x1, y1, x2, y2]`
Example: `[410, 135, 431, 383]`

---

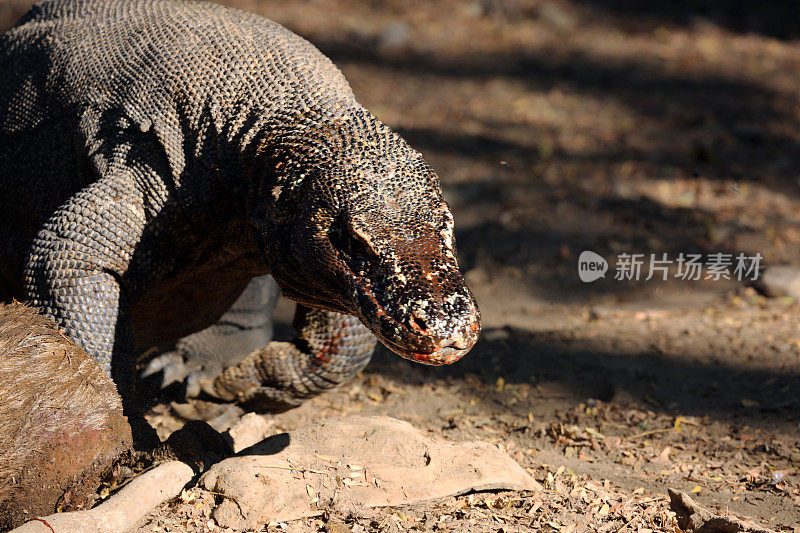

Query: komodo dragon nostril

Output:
[409, 310, 429, 332]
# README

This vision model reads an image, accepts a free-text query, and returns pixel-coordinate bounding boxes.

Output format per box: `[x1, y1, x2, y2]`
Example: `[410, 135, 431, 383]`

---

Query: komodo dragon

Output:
[0, 0, 480, 441]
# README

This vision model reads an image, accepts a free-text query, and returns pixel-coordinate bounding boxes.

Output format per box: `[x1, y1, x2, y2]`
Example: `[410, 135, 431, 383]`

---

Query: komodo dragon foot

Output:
[141, 276, 375, 411]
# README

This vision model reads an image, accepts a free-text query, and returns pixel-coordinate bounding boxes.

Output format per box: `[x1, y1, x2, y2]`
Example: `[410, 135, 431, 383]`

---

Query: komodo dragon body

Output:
[0, 0, 480, 430]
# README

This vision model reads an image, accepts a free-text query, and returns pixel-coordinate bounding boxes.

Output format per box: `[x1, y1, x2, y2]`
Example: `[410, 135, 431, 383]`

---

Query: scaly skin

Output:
[0, 0, 480, 430]
[211, 305, 377, 411]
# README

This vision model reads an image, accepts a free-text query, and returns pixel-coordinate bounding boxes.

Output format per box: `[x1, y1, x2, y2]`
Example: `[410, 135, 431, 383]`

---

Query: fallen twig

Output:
[625, 428, 671, 441]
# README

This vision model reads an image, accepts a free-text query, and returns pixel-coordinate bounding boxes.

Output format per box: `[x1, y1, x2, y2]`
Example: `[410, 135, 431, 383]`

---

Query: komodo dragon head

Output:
[260, 109, 480, 365]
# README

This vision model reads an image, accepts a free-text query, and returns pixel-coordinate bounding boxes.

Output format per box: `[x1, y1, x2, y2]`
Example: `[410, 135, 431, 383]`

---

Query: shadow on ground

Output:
[367, 326, 799, 428]
[578, 0, 800, 41]
[316, 34, 799, 194]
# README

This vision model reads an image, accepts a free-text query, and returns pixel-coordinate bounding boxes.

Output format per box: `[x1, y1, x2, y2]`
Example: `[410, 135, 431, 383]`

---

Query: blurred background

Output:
[2, 1, 799, 529]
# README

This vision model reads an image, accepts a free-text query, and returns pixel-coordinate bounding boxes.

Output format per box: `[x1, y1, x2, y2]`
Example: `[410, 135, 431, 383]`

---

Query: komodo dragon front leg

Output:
[23, 173, 154, 444]
[208, 305, 376, 411]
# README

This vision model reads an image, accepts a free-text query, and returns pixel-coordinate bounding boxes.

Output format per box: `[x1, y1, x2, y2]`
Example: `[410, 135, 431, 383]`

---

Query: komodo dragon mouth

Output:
[332, 215, 481, 366]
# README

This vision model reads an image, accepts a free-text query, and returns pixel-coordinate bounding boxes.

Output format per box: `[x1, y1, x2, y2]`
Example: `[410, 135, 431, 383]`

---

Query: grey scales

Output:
[0, 0, 481, 437]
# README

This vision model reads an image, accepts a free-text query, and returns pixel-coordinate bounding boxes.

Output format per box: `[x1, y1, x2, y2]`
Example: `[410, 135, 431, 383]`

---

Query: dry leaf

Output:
[658, 447, 671, 461]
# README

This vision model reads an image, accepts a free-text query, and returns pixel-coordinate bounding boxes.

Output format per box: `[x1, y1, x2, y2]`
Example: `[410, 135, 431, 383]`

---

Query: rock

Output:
[759, 265, 800, 298]
[377, 22, 410, 55]
[226, 412, 273, 453]
[213, 499, 247, 531]
[201, 415, 540, 529]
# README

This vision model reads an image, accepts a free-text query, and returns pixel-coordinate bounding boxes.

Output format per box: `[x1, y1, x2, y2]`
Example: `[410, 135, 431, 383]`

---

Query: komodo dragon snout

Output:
[263, 134, 480, 366]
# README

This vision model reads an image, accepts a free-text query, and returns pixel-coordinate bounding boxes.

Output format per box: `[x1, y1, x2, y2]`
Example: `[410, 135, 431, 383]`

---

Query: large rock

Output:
[202, 415, 540, 529]
[760, 265, 800, 299]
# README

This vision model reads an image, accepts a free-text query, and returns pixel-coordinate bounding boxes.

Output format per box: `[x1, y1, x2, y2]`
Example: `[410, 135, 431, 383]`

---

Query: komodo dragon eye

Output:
[328, 215, 377, 277]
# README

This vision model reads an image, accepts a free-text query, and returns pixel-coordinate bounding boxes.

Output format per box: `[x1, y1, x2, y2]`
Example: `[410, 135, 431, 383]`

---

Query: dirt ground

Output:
[2, 0, 800, 531]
